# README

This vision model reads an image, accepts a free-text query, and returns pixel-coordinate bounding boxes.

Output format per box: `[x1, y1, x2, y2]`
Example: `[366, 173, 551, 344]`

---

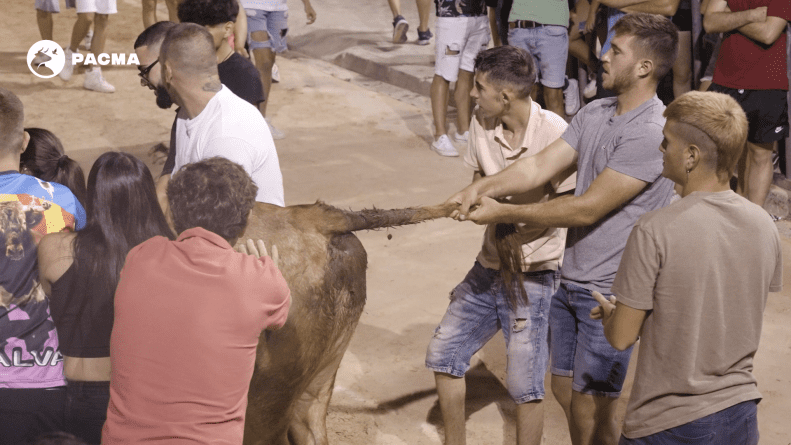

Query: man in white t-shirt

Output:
[241, 0, 316, 139]
[159, 23, 284, 206]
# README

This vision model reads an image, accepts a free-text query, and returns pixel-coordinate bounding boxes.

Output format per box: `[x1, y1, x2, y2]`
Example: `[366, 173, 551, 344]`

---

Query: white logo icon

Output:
[27, 40, 66, 78]
[776, 127, 783, 134]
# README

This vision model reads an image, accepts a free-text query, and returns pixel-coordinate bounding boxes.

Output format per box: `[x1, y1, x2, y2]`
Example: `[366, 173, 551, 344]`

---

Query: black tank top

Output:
[48, 264, 113, 358]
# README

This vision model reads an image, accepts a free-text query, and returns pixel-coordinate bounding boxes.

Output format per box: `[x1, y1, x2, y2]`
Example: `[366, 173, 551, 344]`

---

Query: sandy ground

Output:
[2, 0, 791, 443]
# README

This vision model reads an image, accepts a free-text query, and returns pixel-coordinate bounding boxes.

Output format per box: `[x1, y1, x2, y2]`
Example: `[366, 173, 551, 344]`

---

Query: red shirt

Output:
[102, 227, 290, 444]
[712, 0, 791, 90]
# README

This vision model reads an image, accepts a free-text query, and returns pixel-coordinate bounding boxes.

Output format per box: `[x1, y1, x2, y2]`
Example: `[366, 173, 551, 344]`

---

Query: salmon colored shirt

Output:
[102, 227, 290, 444]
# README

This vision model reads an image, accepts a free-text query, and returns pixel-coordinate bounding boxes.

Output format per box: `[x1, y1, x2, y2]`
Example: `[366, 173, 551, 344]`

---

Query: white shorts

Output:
[76, 0, 117, 14]
[434, 16, 490, 82]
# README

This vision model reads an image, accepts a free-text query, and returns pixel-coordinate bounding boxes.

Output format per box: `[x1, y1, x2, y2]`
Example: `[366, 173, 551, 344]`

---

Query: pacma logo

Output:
[27, 40, 139, 78]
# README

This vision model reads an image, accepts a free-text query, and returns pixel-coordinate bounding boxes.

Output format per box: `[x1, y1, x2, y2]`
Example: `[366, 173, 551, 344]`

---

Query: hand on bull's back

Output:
[237, 238, 279, 269]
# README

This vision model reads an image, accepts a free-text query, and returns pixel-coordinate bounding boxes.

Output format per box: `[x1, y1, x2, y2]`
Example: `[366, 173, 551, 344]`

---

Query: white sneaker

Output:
[82, 29, 93, 50]
[271, 63, 280, 83]
[266, 118, 285, 140]
[563, 77, 580, 116]
[583, 76, 598, 99]
[430, 134, 459, 157]
[59, 48, 74, 81]
[83, 67, 115, 93]
[452, 130, 469, 144]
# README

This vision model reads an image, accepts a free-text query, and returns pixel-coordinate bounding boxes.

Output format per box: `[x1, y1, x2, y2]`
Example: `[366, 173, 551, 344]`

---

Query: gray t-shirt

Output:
[560, 96, 674, 293]
[612, 191, 783, 438]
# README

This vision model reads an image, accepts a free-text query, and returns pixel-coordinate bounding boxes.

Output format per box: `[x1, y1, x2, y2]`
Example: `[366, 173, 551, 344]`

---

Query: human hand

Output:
[590, 291, 616, 322]
[238, 239, 279, 268]
[584, 17, 596, 34]
[466, 196, 505, 225]
[446, 186, 480, 221]
[750, 6, 768, 22]
[305, 4, 317, 24]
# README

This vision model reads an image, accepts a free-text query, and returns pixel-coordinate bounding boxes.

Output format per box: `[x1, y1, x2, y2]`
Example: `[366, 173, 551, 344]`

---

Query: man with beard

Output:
[133, 22, 283, 213]
[447, 13, 677, 445]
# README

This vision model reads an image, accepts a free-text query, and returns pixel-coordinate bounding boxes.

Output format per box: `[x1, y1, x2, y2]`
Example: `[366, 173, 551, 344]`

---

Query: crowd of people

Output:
[2, 0, 789, 444]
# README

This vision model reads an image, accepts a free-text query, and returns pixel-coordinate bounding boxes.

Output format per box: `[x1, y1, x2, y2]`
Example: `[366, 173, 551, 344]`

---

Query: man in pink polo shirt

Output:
[103, 157, 290, 444]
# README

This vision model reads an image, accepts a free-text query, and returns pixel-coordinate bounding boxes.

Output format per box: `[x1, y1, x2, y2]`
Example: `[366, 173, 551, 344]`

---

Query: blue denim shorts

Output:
[426, 261, 560, 404]
[507, 25, 568, 89]
[549, 282, 633, 397]
[246, 9, 289, 53]
[619, 400, 759, 445]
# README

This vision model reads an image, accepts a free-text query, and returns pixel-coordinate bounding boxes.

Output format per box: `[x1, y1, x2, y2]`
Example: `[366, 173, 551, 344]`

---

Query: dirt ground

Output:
[2, 0, 791, 443]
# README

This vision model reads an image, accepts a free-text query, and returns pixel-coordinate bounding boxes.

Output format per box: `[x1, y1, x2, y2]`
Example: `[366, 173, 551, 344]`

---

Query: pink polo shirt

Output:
[103, 227, 290, 444]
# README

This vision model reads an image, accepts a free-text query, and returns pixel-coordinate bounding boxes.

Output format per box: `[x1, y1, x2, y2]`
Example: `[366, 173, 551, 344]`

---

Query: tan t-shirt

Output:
[463, 102, 576, 272]
[612, 191, 783, 438]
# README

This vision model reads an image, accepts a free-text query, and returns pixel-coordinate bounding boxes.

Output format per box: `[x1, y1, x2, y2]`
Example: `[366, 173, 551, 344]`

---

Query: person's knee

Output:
[747, 142, 774, 162]
[93, 13, 109, 27]
[77, 12, 94, 25]
[253, 48, 276, 68]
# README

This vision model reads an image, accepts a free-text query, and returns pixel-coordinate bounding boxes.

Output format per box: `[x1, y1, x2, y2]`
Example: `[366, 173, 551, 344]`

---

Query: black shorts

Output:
[671, 8, 692, 32]
[708, 83, 790, 143]
[0, 387, 66, 445]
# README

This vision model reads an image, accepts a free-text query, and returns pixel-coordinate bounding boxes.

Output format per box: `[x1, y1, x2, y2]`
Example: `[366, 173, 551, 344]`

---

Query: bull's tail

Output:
[316, 202, 457, 235]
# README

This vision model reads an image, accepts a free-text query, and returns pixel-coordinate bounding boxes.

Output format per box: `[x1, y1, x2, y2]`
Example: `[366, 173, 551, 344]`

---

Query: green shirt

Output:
[508, 0, 569, 27]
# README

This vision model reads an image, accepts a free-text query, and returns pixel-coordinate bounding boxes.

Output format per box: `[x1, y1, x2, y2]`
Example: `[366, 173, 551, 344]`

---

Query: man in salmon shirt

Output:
[703, 0, 790, 212]
[102, 157, 290, 444]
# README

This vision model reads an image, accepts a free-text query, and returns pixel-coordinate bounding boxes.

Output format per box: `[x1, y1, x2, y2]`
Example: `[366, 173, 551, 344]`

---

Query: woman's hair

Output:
[21, 128, 87, 207]
[72, 152, 174, 303]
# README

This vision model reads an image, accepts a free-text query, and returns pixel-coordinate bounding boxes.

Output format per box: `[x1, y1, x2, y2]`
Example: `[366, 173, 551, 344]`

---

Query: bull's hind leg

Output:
[287, 363, 343, 445]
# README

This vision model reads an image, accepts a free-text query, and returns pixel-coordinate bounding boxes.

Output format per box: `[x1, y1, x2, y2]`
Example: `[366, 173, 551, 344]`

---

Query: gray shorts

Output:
[35, 0, 60, 13]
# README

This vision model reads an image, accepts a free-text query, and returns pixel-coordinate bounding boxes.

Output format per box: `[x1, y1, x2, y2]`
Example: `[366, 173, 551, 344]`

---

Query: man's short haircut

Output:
[473, 46, 537, 99]
[178, 0, 239, 26]
[134, 21, 177, 49]
[167, 157, 258, 242]
[664, 91, 748, 177]
[160, 23, 218, 75]
[0, 88, 24, 154]
[613, 13, 678, 80]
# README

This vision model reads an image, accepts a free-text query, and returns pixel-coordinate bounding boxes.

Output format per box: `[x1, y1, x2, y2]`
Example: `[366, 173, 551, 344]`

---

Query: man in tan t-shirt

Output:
[425, 45, 575, 445]
[592, 91, 783, 444]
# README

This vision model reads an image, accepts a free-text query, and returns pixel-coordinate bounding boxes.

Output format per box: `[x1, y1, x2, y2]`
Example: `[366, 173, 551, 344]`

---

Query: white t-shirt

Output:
[240, 0, 287, 12]
[173, 85, 285, 206]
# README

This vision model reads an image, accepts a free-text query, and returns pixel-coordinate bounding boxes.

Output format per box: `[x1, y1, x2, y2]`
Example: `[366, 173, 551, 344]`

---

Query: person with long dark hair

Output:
[21, 128, 87, 207]
[36, 152, 174, 444]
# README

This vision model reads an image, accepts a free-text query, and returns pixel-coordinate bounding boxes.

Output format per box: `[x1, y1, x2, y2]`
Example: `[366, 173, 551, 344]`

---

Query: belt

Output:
[509, 20, 545, 29]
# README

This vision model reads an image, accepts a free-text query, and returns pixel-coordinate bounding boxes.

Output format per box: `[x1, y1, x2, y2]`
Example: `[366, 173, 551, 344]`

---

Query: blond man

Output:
[592, 91, 783, 444]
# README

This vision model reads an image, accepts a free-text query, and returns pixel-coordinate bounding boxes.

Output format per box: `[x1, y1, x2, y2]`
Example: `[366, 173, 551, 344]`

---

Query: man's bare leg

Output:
[672, 31, 692, 98]
[88, 13, 109, 57]
[435, 372, 466, 445]
[166, 0, 181, 23]
[250, 32, 276, 117]
[551, 375, 579, 444]
[516, 400, 544, 445]
[36, 10, 54, 41]
[416, 0, 431, 32]
[431, 74, 451, 137]
[68, 13, 93, 52]
[454, 69, 474, 134]
[544, 86, 565, 120]
[142, 0, 157, 29]
[387, 0, 401, 17]
[570, 391, 620, 445]
[745, 141, 775, 206]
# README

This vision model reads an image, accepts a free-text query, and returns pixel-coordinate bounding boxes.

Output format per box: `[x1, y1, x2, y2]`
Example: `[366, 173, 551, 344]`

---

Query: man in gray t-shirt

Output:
[447, 13, 678, 445]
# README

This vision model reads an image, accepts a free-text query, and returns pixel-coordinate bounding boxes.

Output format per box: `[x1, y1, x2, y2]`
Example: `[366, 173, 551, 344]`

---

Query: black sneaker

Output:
[417, 28, 432, 45]
[393, 15, 409, 44]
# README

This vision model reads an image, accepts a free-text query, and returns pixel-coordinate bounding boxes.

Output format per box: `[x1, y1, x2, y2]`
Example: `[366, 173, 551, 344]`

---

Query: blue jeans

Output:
[246, 9, 289, 53]
[620, 400, 759, 445]
[549, 282, 633, 397]
[507, 25, 568, 88]
[426, 262, 559, 403]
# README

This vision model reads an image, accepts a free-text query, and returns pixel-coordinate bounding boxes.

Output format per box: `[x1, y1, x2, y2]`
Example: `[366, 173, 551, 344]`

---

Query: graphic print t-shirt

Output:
[0, 171, 85, 388]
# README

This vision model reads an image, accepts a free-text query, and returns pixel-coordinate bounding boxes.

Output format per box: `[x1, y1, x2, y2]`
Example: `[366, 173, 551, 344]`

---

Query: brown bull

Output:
[237, 201, 455, 445]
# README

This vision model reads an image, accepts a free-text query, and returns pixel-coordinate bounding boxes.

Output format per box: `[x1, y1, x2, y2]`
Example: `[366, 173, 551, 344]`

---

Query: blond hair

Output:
[664, 91, 748, 177]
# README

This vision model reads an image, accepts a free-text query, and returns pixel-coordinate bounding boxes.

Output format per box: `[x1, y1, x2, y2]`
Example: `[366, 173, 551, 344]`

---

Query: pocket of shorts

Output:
[663, 429, 716, 443]
[543, 25, 568, 37]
